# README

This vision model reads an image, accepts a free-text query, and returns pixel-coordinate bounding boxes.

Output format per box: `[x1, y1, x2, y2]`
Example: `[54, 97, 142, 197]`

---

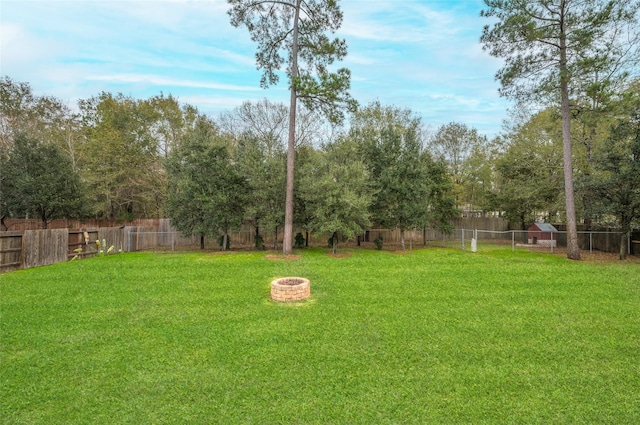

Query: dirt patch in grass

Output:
[577, 251, 640, 264]
[326, 252, 352, 259]
[391, 250, 413, 255]
[265, 254, 301, 261]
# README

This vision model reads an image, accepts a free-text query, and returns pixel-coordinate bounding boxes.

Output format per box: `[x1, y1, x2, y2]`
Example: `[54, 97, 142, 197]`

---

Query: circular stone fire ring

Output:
[270, 277, 310, 302]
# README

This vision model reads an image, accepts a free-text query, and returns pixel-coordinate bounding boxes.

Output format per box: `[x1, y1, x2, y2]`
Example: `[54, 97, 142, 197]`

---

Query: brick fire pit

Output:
[270, 277, 310, 302]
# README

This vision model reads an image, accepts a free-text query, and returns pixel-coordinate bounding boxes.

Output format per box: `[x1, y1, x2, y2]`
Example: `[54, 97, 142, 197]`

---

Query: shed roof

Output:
[531, 223, 558, 233]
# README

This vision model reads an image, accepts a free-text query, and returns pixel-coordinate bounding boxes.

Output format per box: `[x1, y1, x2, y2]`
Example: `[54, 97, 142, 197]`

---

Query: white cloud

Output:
[428, 93, 482, 108]
[1, 0, 511, 136]
[85, 74, 261, 92]
[0, 23, 62, 70]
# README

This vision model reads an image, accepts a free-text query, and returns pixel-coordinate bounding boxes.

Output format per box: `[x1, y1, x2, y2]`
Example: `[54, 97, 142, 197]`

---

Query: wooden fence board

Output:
[0, 232, 23, 271]
[23, 229, 68, 269]
[2, 218, 163, 232]
[98, 227, 125, 254]
[451, 217, 510, 232]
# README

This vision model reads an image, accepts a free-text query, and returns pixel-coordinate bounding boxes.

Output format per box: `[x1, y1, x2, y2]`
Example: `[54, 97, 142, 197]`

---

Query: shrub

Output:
[294, 232, 305, 249]
[374, 236, 383, 250]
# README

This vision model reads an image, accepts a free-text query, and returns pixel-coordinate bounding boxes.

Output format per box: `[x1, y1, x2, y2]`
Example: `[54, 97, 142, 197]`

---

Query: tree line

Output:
[1, 75, 638, 256]
[0, 78, 457, 253]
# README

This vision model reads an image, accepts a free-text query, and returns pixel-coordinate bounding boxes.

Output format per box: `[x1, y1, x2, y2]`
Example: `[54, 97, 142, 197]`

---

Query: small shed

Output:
[528, 223, 558, 247]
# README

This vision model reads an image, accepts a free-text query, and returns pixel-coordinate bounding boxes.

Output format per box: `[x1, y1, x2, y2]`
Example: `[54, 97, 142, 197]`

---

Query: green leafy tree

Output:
[481, 0, 639, 259]
[228, 0, 356, 254]
[220, 99, 294, 249]
[293, 144, 318, 247]
[352, 102, 432, 250]
[166, 116, 249, 250]
[300, 138, 372, 254]
[148, 92, 198, 159]
[1, 134, 85, 228]
[1, 77, 83, 228]
[233, 133, 287, 250]
[461, 141, 497, 214]
[583, 84, 640, 259]
[490, 110, 565, 230]
[78, 92, 163, 220]
[422, 154, 458, 238]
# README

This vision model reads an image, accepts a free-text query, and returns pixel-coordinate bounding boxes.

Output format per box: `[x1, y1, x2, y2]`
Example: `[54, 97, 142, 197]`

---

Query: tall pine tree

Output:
[228, 0, 356, 254]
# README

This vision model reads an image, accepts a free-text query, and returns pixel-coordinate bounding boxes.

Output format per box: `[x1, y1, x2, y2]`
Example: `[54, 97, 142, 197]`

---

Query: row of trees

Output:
[1, 82, 198, 226]
[0, 78, 457, 252]
[2, 74, 639, 256]
[165, 101, 457, 254]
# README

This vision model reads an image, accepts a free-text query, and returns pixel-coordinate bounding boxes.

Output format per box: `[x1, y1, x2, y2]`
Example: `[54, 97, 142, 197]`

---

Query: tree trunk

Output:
[332, 231, 338, 254]
[400, 229, 405, 251]
[200, 234, 205, 250]
[620, 221, 630, 260]
[620, 231, 628, 260]
[283, 0, 301, 255]
[305, 230, 309, 247]
[559, 13, 581, 261]
[222, 232, 228, 252]
[41, 212, 48, 230]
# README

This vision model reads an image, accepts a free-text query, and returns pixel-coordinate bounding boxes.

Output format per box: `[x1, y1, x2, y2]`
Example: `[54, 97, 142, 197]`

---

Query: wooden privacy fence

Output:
[0, 218, 164, 232]
[68, 229, 99, 259]
[22, 229, 68, 269]
[2, 219, 636, 272]
[0, 227, 126, 272]
[0, 232, 23, 272]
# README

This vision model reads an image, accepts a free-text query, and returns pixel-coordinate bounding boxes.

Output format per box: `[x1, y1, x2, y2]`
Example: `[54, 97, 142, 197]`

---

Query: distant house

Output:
[528, 223, 558, 247]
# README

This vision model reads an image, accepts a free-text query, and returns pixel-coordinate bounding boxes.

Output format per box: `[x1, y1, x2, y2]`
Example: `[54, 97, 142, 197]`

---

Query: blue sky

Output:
[1, 0, 510, 138]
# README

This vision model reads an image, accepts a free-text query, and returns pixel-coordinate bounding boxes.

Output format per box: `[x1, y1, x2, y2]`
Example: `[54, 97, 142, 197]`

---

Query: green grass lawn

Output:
[1, 247, 639, 424]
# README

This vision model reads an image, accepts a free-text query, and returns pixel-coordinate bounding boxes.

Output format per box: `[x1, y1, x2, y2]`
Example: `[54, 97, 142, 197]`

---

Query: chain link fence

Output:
[443, 229, 631, 255]
[124, 226, 634, 255]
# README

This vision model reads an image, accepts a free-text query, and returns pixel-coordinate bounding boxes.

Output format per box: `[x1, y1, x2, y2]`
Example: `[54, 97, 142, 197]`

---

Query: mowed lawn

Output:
[1, 248, 639, 424]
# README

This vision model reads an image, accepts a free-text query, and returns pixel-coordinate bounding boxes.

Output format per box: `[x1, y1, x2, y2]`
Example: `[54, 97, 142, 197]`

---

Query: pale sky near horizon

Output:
[1, 0, 511, 138]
